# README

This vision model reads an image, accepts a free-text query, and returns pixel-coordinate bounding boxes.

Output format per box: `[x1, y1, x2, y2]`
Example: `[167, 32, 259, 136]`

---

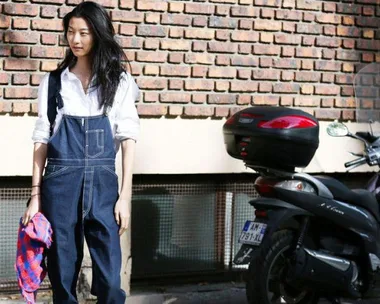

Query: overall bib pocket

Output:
[86, 129, 104, 158]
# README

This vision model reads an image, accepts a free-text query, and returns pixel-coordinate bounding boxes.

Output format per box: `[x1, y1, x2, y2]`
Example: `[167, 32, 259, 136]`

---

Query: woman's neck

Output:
[71, 56, 92, 76]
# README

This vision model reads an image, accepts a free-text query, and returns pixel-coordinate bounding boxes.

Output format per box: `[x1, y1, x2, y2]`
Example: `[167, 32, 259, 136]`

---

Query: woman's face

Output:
[67, 17, 94, 58]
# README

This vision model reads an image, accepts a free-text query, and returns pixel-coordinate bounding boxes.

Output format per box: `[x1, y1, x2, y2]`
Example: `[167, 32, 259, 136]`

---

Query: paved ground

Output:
[1, 283, 380, 303]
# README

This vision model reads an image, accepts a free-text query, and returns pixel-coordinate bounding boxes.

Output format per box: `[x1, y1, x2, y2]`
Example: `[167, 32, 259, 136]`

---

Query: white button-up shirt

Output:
[32, 67, 140, 152]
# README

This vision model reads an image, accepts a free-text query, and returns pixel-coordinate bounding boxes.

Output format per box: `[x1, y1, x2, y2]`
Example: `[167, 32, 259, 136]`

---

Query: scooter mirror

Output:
[327, 122, 349, 137]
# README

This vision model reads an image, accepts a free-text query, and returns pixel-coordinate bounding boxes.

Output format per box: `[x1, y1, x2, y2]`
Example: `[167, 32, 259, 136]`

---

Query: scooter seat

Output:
[315, 175, 380, 222]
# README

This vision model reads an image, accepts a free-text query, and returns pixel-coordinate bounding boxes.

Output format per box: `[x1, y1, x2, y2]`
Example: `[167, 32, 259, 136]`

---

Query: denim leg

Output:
[83, 166, 126, 304]
[41, 168, 85, 304]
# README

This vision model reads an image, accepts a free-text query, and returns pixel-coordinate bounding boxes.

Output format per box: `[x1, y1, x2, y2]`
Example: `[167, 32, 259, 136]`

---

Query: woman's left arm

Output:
[114, 138, 136, 236]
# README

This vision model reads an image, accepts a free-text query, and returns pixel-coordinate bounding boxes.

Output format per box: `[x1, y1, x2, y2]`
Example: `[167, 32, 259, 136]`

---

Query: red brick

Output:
[296, 23, 321, 35]
[192, 41, 207, 52]
[31, 46, 63, 59]
[0, 73, 9, 85]
[168, 105, 183, 116]
[275, 10, 302, 21]
[253, 45, 280, 55]
[161, 14, 192, 26]
[314, 109, 341, 120]
[12, 46, 29, 57]
[185, 29, 214, 40]
[254, 20, 281, 31]
[300, 84, 314, 95]
[4, 88, 37, 99]
[261, 8, 275, 19]
[215, 81, 230, 92]
[12, 18, 29, 29]
[0, 14, 10, 29]
[137, 78, 166, 90]
[274, 34, 301, 45]
[169, 2, 184, 13]
[184, 3, 215, 15]
[208, 94, 236, 104]
[192, 94, 207, 104]
[137, 104, 167, 117]
[314, 85, 340, 95]
[31, 74, 44, 86]
[363, 6, 375, 16]
[192, 66, 208, 78]
[136, 0, 167, 11]
[237, 95, 251, 105]
[363, 30, 375, 39]
[238, 19, 252, 30]
[296, 48, 321, 59]
[273, 83, 299, 94]
[323, 25, 336, 36]
[119, 37, 143, 49]
[160, 40, 191, 51]
[342, 110, 354, 121]
[210, 0, 236, 3]
[294, 97, 319, 107]
[335, 97, 355, 108]
[144, 39, 159, 50]
[337, 26, 360, 37]
[40, 33, 58, 45]
[230, 82, 258, 92]
[208, 67, 236, 78]
[357, 40, 380, 51]
[336, 50, 359, 61]
[231, 56, 258, 67]
[136, 52, 167, 63]
[185, 53, 214, 65]
[13, 102, 31, 114]
[111, 11, 144, 23]
[282, 47, 295, 57]
[168, 53, 184, 64]
[143, 66, 159, 76]
[3, 3, 38, 16]
[252, 70, 280, 80]
[342, 16, 355, 26]
[4, 32, 39, 44]
[0, 102, 13, 114]
[215, 55, 230, 66]
[273, 58, 299, 69]
[237, 69, 251, 80]
[281, 96, 293, 106]
[169, 79, 184, 90]
[231, 32, 259, 42]
[215, 30, 229, 41]
[322, 49, 336, 59]
[316, 37, 341, 48]
[160, 66, 190, 77]
[321, 98, 334, 108]
[301, 60, 314, 70]
[41, 61, 59, 72]
[120, 24, 136, 37]
[12, 74, 30, 85]
[323, 2, 336, 12]
[185, 80, 214, 91]
[193, 16, 208, 27]
[40, 6, 57, 18]
[254, 0, 281, 6]
[209, 16, 237, 29]
[362, 53, 375, 62]
[215, 6, 229, 16]
[144, 92, 158, 103]
[169, 28, 184, 38]
[119, 0, 134, 9]
[95, 0, 117, 8]
[214, 107, 230, 118]
[230, 106, 245, 116]
[252, 95, 279, 105]
[32, 19, 63, 31]
[183, 106, 214, 117]
[238, 44, 251, 54]
[145, 13, 160, 24]
[4, 59, 38, 71]
[281, 71, 294, 81]
[356, 17, 380, 28]
[296, 0, 321, 10]
[315, 14, 340, 24]
[335, 75, 354, 85]
[282, 22, 296, 33]
[160, 93, 190, 104]
[209, 42, 237, 53]
[137, 25, 167, 37]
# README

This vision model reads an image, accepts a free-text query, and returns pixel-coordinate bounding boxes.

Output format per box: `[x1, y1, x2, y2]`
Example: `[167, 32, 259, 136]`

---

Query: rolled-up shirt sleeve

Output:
[32, 73, 50, 144]
[115, 73, 140, 142]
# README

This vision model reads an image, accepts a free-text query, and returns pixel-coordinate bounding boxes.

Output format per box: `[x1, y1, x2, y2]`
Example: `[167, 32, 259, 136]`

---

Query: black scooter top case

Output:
[223, 106, 319, 170]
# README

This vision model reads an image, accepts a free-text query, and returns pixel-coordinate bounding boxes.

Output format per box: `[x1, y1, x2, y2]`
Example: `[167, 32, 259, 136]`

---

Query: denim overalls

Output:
[41, 105, 126, 303]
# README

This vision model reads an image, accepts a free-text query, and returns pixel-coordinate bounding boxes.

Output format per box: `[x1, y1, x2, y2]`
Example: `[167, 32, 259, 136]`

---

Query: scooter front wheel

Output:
[246, 230, 319, 304]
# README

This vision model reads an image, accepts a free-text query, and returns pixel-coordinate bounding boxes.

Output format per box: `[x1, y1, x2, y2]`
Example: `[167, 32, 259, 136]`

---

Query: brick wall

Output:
[1, 0, 379, 120]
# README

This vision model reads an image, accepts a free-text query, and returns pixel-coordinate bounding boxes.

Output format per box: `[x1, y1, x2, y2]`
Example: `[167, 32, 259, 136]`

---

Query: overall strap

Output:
[47, 69, 64, 137]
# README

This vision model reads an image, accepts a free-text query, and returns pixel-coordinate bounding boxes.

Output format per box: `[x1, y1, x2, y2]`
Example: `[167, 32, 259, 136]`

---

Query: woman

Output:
[22, 2, 139, 303]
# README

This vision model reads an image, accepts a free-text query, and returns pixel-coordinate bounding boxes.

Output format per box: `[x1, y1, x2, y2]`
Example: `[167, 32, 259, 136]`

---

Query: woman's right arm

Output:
[22, 143, 47, 225]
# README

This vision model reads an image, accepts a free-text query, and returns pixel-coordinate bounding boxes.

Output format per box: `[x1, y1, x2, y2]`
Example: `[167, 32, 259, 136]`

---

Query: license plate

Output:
[238, 221, 267, 246]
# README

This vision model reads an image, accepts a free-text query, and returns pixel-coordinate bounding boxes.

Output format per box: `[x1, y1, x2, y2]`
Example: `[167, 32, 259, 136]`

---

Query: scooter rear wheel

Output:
[246, 230, 319, 304]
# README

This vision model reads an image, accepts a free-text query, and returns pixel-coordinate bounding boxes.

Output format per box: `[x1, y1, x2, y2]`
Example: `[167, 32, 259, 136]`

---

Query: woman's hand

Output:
[114, 197, 131, 235]
[22, 195, 41, 226]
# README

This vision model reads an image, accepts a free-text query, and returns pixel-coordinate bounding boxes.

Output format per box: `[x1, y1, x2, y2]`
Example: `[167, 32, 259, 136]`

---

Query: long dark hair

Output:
[58, 1, 129, 109]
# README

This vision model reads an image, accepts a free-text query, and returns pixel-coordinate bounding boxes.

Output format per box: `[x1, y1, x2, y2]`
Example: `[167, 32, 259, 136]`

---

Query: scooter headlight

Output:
[275, 180, 316, 194]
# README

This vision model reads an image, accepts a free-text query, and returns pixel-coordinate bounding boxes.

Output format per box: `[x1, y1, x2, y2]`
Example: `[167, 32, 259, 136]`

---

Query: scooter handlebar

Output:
[344, 157, 367, 168]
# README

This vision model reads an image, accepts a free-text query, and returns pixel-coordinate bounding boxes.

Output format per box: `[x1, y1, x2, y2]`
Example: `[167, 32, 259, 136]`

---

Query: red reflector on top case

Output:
[257, 115, 317, 129]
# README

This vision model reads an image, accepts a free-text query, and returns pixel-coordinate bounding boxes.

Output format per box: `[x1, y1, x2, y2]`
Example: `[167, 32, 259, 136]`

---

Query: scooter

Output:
[223, 63, 380, 304]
